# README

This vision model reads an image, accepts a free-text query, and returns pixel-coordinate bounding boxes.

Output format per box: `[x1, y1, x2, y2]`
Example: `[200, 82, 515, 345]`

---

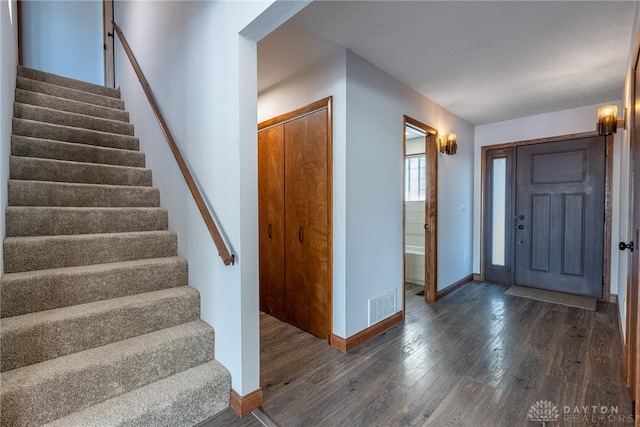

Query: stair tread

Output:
[43, 359, 231, 427]
[6, 205, 166, 213]
[6, 205, 168, 236]
[1, 321, 215, 426]
[3, 230, 178, 273]
[10, 155, 152, 187]
[13, 118, 139, 151]
[2, 285, 197, 329]
[8, 179, 161, 207]
[1, 286, 200, 371]
[2, 256, 186, 281]
[18, 66, 121, 99]
[12, 135, 145, 167]
[1, 320, 213, 385]
[15, 89, 129, 122]
[11, 155, 149, 171]
[9, 178, 157, 192]
[14, 102, 134, 136]
[17, 77, 125, 110]
[1, 257, 188, 318]
[4, 229, 174, 243]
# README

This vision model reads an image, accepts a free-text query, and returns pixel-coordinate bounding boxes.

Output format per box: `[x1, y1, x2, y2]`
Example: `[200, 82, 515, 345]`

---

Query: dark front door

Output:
[514, 137, 605, 298]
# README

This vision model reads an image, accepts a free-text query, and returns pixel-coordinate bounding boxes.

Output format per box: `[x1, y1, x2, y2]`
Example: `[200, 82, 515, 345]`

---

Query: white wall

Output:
[474, 102, 623, 297]
[617, 1, 640, 339]
[258, 49, 474, 339]
[1, 0, 18, 274]
[113, 0, 306, 397]
[21, 0, 103, 85]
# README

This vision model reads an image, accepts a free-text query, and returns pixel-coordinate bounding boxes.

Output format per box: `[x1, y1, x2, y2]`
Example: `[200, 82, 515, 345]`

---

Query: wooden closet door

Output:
[284, 109, 329, 339]
[258, 125, 286, 320]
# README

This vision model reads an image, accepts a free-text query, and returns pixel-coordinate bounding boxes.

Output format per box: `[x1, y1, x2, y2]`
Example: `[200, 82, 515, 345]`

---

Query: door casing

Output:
[624, 30, 640, 424]
[480, 131, 613, 301]
[103, 0, 115, 88]
[258, 97, 333, 342]
[402, 116, 438, 310]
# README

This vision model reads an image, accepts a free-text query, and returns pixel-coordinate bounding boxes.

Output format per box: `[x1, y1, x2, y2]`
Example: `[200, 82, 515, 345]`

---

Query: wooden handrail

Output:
[112, 21, 235, 266]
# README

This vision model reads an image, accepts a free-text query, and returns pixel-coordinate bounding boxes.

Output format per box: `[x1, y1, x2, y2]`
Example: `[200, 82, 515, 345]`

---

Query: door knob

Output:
[619, 241, 635, 252]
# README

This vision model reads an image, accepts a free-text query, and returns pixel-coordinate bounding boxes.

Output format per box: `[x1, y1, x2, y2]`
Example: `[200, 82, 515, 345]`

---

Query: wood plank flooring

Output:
[205, 282, 632, 426]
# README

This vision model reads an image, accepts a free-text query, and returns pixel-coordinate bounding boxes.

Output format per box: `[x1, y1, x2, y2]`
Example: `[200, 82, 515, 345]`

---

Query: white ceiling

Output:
[257, 1, 637, 125]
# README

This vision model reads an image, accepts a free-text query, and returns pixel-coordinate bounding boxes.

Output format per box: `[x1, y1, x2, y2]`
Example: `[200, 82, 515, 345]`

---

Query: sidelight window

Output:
[491, 157, 507, 266]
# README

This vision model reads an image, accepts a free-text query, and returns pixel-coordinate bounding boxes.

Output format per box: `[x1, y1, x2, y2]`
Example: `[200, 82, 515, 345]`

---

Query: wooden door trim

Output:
[17, 0, 23, 65]
[402, 116, 438, 313]
[479, 131, 612, 301]
[626, 28, 640, 424]
[103, 0, 115, 88]
[258, 96, 333, 342]
[258, 97, 332, 130]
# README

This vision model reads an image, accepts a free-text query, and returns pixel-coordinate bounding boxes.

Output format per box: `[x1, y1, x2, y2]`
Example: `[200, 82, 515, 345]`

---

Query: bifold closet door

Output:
[284, 109, 329, 339]
[258, 125, 286, 320]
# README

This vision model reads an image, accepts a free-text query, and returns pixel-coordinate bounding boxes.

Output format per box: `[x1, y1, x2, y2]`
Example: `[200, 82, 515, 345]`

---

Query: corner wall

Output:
[1, 0, 18, 274]
[258, 49, 349, 337]
[21, 0, 103, 85]
[258, 49, 475, 339]
[113, 0, 284, 397]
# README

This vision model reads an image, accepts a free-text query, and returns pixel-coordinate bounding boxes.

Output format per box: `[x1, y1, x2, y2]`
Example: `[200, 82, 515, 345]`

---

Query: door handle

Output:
[619, 241, 635, 252]
[424, 224, 428, 230]
[298, 227, 304, 243]
[268, 224, 272, 239]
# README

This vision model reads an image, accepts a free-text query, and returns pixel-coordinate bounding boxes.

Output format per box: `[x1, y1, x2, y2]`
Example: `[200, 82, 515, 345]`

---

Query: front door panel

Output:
[514, 137, 605, 298]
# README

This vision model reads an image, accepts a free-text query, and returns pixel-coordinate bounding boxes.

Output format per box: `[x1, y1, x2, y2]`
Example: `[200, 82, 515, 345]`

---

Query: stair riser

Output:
[13, 118, 139, 151]
[15, 89, 129, 122]
[1, 323, 214, 427]
[1, 287, 201, 371]
[14, 103, 134, 136]
[10, 156, 152, 187]
[1, 258, 188, 318]
[6, 207, 168, 237]
[17, 77, 124, 110]
[12, 136, 146, 168]
[3, 232, 177, 273]
[18, 67, 121, 99]
[44, 361, 232, 427]
[8, 180, 160, 207]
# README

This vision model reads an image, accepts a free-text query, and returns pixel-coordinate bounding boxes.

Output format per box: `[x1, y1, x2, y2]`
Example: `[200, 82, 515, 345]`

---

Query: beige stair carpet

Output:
[0, 66, 231, 427]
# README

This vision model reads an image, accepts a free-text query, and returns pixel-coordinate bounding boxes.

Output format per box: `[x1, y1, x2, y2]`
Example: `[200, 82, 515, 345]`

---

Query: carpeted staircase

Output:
[0, 66, 231, 426]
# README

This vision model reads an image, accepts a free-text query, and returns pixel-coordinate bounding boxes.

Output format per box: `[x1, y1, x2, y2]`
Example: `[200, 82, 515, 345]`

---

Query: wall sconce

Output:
[597, 105, 627, 136]
[439, 133, 457, 155]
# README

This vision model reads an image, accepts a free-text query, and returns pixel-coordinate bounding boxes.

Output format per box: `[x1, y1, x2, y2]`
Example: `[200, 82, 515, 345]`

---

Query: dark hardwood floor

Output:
[205, 282, 632, 426]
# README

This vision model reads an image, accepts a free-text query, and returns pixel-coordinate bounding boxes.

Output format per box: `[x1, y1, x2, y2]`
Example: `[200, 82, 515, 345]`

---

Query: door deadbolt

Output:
[619, 241, 635, 252]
